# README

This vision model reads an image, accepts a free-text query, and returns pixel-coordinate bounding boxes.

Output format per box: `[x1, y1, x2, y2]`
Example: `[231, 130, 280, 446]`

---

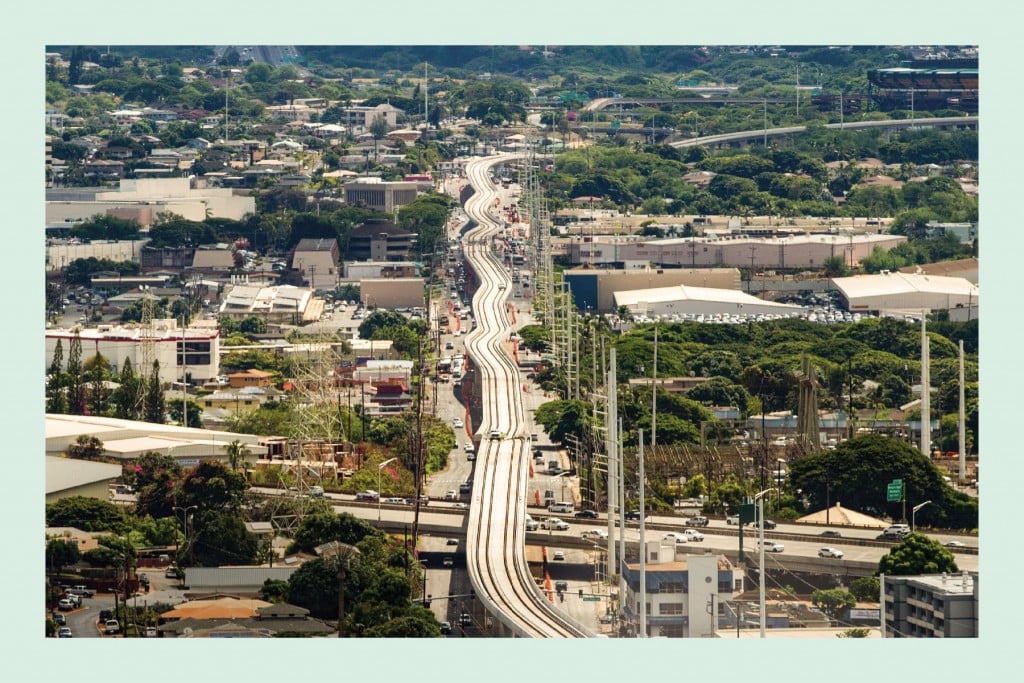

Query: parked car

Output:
[818, 547, 844, 559]
[98, 609, 113, 622]
[57, 626, 72, 638]
[144, 626, 158, 638]
[57, 598, 74, 611]
[464, 443, 475, 453]
[574, 509, 598, 519]
[104, 619, 120, 634]
[67, 585, 95, 598]
[52, 612, 66, 625]
[165, 565, 180, 579]
[757, 540, 785, 553]
[685, 516, 709, 527]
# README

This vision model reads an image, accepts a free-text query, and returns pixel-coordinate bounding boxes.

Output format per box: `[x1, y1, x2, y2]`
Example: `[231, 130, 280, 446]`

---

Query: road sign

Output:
[886, 481, 903, 502]
[582, 596, 601, 602]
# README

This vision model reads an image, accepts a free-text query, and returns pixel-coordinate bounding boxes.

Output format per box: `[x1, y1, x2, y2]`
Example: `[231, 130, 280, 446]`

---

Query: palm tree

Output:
[225, 439, 251, 471]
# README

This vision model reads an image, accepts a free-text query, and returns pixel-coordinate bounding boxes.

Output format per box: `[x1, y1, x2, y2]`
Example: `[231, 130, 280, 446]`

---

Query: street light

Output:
[753, 487, 777, 639]
[172, 505, 198, 569]
[911, 500, 932, 533]
[377, 457, 399, 522]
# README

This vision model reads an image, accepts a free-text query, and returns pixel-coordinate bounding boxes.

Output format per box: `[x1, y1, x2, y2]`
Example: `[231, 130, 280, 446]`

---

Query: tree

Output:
[67, 434, 105, 461]
[142, 360, 166, 424]
[849, 576, 880, 602]
[224, 439, 252, 471]
[534, 399, 593, 445]
[287, 557, 339, 619]
[46, 339, 67, 414]
[46, 496, 126, 533]
[189, 510, 258, 566]
[811, 588, 855, 620]
[128, 451, 184, 519]
[65, 332, 86, 414]
[877, 532, 959, 576]
[177, 460, 249, 512]
[86, 354, 111, 416]
[167, 397, 203, 428]
[46, 539, 81, 575]
[260, 578, 290, 603]
[111, 358, 143, 420]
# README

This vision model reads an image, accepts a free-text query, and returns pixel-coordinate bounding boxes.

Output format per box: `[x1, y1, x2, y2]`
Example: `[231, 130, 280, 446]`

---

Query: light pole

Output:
[377, 457, 399, 522]
[172, 505, 198, 570]
[754, 487, 777, 639]
[911, 500, 932, 533]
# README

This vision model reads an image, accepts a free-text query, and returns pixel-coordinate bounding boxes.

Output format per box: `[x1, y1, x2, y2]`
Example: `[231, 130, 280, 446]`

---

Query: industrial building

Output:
[831, 271, 978, 316]
[291, 238, 341, 291]
[613, 284, 806, 319]
[564, 266, 740, 313]
[346, 219, 414, 261]
[342, 179, 420, 214]
[359, 278, 426, 310]
[218, 284, 323, 324]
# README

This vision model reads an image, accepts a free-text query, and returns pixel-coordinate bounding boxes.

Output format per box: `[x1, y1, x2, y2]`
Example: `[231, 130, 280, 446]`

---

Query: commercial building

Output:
[343, 179, 420, 214]
[562, 232, 906, 270]
[218, 284, 323, 324]
[45, 318, 221, 385]
[884, 572, 978, 637]
[619, 546, 744, 638]
[45, 177, 256, 227]
[347, 219, 414, 261]
[46, 456, 122, 504]
[291, 238, 341, 291]
[360, 278, 426, 310]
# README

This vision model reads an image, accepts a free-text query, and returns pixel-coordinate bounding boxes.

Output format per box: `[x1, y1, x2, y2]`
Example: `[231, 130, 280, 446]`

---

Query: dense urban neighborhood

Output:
[42, 42, 978, 647]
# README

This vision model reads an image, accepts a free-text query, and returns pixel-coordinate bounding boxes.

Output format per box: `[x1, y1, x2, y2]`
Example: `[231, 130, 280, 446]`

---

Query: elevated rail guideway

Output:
[461, 154, 592, 638]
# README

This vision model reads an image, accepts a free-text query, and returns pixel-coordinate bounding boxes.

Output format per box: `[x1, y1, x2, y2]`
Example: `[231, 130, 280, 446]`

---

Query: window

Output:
[659, 581, 683, 594]
[659, 602, 683, 615]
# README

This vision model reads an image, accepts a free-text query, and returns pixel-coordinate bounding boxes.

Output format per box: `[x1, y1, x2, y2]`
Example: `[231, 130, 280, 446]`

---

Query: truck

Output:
[66, 585, 95, 598]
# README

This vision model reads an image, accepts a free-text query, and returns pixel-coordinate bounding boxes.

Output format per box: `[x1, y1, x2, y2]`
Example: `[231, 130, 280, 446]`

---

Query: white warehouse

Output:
[613, 284, 806, 318]
[831, 271, 979, 315]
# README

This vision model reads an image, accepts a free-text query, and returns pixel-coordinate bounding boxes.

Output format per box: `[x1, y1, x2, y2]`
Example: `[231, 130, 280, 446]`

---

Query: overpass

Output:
[669, 115, 977, 149]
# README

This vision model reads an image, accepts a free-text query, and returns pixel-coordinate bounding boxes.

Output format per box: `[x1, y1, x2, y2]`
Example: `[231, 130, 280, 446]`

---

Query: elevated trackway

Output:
[459, 154, 592, 638]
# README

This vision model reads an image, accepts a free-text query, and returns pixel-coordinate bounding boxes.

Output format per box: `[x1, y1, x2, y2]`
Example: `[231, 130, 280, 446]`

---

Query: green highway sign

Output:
[582, 596, 601, 602]
[886, 481, 904, 502]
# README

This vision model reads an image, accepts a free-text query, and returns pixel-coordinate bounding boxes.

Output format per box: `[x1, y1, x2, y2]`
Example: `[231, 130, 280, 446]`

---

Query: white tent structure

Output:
[795, 503, 888, 529]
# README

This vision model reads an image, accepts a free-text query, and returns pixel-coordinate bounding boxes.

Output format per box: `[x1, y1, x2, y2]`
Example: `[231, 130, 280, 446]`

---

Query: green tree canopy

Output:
[877, 532, 959, 576]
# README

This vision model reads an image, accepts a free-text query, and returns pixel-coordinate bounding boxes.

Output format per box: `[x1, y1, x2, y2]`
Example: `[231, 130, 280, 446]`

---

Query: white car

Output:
[542, 518, 569, 531]
[453, 418, 464, 428]
[581, 528, 608, 540]
[663, 532, 689, 544]
[552, 550, 566, 561]
[682, 529, 705, 542]
[758, 540, 785, 553]
[818, 547, 844, 559]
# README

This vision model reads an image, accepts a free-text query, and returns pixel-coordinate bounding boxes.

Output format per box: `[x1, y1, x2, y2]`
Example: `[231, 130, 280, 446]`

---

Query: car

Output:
[663, 532, 689, 544]
[67, 585, 95, 598]
[682, 529, 705, 542]
[489, 429, 501, 440]
[542, 518, 569, 531]
[144, 626, 158, 638]
[52, 612, 66, 625]
[877, 530, 909, 541]
[439, 621, 452, 635]
[445, 341, 454, 350]
[104, 619, 120, 634]
[381, 496, 406, 504]
[444, 490, 458, 501]
[63, 593, 81, 607]
[581, 528, 608, 540]
[452, 502, 468, 509]
[57, 598, 75, 611]
[355, 490, 380, 502]
[760, 519, 777, 530]
[758, 540, 785, 553]
[945, 540, 967, 548]
[165, 565, 180, 579]
[453, 418, 464, 428]
[442, 557, 454, 568]
[552, 550, 566, 561]
[820, 530, 843, 538]
[726, 515, 741, 525]
[446, 538, 459, 546]
[98, 609, 113, 622]
[574, 509, 598, 519]
[554, 580, 569, 592]
[459, 612, 472, 626]
[525, 517, 540, 531]
[464, 443, 475, 453]
[818, 547, 844, 559]
[458, 482, 471, 494]
[685, 516, 709, 527]
[57, 626, 72, 638]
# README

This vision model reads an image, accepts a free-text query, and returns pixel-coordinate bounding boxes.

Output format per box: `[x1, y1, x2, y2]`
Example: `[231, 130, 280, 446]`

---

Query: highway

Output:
[457, 154, 592, 637]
